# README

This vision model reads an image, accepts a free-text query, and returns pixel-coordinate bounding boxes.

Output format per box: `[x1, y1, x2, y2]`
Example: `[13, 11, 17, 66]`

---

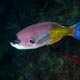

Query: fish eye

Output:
[30, 40, 34, 44]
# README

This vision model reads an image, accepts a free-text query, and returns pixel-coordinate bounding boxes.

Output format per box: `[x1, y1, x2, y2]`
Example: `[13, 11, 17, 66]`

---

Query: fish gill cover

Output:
[0, 0, 80, 80]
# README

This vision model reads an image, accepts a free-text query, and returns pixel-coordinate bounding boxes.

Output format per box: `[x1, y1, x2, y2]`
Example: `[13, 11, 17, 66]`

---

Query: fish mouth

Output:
[10, 42, 26, 49]
[10, 42, 41, 49]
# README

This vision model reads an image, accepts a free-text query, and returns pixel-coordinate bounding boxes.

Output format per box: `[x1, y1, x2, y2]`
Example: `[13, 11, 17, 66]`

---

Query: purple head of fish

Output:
[10, 22, 60, 49]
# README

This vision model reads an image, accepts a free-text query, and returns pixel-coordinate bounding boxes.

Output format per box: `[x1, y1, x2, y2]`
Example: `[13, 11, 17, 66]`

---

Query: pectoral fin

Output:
[33, 33, 50, 44]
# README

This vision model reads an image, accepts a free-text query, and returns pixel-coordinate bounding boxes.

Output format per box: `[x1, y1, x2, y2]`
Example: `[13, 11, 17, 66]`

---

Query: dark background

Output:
[0, 0, 80, 80]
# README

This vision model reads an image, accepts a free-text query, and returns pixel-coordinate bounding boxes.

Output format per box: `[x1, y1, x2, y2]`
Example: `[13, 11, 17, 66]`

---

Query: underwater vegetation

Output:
[0, 0, 80, 80]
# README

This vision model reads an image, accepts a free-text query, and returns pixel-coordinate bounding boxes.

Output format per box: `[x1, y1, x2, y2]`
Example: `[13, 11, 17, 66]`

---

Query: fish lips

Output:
[10, 42, 44, 49]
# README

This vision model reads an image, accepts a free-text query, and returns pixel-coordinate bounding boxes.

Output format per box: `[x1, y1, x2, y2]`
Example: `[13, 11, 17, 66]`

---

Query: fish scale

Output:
[50, 26, 69, 44]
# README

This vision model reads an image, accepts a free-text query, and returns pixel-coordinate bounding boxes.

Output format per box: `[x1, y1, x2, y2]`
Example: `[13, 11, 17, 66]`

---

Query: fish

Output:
[10, 22, 80, 50]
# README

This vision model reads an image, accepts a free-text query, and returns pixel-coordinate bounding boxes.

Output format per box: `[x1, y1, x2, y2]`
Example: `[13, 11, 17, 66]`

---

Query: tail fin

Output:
[70, 22, 80, 40]
[68, 25, 75, 36]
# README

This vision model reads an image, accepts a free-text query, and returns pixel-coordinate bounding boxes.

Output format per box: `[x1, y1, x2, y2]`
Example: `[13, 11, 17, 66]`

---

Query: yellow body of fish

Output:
[50, 26, 75, 44]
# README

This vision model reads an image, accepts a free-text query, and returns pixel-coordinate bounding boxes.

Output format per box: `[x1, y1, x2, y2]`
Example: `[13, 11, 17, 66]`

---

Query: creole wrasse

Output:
[10, 22, 80, 50]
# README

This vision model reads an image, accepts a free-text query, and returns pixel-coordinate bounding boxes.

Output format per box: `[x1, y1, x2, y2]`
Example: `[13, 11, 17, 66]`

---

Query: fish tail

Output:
[68, 25, 75, 36]
[69, 22, 80, 40]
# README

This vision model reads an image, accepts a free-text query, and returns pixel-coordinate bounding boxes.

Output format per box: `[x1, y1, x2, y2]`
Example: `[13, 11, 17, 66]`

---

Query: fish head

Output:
[10, 30, 50, 50]
[10, 22, 61, 50]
